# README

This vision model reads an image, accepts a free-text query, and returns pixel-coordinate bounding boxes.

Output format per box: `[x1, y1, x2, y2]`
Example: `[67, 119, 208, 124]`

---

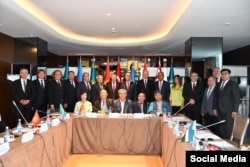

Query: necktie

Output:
[41, 80, 44, 89]
[159, 81, 162, 91]
[207, 88, 211, 98]
[71, 81, 75, 88]
[140, 103, 143, 113]
[85, 82, 89, 90]
[100, 84, 103, 89]
[23, 80, 26, 92]
[88, 83, 90, 90]
[112, 82, 116, 92]
[127, 82, 130, 90]
[220, 81, 225, 90]
[192, 82, 196, 92]
[57, 80, 62, 89]
[144, 80, 147, 88]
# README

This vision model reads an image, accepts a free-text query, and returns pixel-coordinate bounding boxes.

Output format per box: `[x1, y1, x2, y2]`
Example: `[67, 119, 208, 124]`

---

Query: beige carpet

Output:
[63, 154, 163, 167]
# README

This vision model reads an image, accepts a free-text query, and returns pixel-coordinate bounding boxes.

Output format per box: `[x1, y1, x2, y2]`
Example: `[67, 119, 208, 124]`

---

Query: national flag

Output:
[168, 57, 174, 85]
[76, 57, 82, 82]
[90, 58, 96, 85]
[63, 57, 69, 80]
[116, 61, 121, 82]
[59, 104, 66, 118]
[103, 57, 110, 85]
[143, 58, 147, 71]
[31, 110, 41, 127]
[130, 62, 136, 83]
[154, 58, 162, 82]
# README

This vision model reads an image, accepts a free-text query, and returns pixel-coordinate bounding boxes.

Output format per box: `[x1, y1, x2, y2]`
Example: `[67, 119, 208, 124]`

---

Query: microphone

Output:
[12, 101, 29, 127]
[197, 120, 226, 130]
[173, 102, 190, 116]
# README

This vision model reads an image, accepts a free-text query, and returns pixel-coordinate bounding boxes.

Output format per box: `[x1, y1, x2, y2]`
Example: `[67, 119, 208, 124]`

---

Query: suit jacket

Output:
[155, 80, 171, 102]
[213, 80, 240, 113]
[48, 79, 65, 109]
[136, 79, 155, 102]
[12, 79, 36, 109]
[93, 98, 114, 112]
[182, 80, 204, 111]
[76, 81, 92, 101]
[63, 79, 77, 112]
[201, 87, 215, 115]
[112, 99, 132, 113]
[120, 81, 137, 101]
[106, 81, 121, 100]
[132, 101, 148, 114]
[32, 79, 48, 111]
[91, 83, 106, 102]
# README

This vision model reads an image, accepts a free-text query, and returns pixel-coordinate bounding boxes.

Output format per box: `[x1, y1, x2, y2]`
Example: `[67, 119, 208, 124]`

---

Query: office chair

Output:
[230, 114, 249, 147]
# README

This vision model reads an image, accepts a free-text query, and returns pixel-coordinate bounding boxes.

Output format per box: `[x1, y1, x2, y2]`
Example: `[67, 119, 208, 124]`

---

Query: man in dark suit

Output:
[32, 69, 48, 117]
[136, 70, 155, 103]
[12, 68, 36, 122]
[48, 70, 65, 112]
[182, 71, 204, 123]
[201, 76, 220, 136]
[63, 71, 77, 112]
[91, 75, 106, 102]
[132, 92, 148, 114]
[76, 72, 92, 102]
[112, 89, 132, 113]
[120, 72, 137, 101]
[155, 72, 170, 102]
[106, 73, 121, 101]
[93, 89, 113, 112]
[213, 68, 240, 139]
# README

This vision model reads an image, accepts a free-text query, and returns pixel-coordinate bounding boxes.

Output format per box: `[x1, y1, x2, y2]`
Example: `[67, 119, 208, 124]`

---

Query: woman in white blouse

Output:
[74, 91, 92, 114]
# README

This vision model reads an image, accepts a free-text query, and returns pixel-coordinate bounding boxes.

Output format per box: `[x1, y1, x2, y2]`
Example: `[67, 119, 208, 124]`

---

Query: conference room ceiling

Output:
[0, 0, 250, 57]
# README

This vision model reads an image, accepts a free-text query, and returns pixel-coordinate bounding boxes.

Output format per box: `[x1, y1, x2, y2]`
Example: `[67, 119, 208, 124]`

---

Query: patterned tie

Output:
[207, 88, 211, 98]
[144, 80, 147, 88]
[127, 82, 130, 90]
[159, 81, 162, 91]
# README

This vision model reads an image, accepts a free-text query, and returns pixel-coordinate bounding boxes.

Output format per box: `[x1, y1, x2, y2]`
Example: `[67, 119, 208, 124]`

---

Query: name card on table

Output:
[133, 113, 144, 118]
[0, 142, 10, 156]
[51, 118, 60, 126]
[85, 113, 97, 118]
[109, 113, 120, 118]
[21, 131, 34, 143]
[39, 123, 48, 133]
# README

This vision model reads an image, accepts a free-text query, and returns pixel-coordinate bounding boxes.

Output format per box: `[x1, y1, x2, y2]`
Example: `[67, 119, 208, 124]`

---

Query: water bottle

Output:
[4, 126, 10, 143]
[46, 115, 51, 127]
[17, 119, 23, 135]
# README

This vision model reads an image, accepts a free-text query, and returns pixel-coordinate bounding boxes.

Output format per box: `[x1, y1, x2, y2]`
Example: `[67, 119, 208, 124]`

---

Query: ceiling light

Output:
[14, 0, 192, 44]
[0, 24, 2, 27]
[224, 22, 231, 26]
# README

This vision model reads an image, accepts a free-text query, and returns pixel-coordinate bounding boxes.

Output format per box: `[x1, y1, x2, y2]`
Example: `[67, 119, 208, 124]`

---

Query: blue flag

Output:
[76, 58, 82, 82]
[90, 58, 96, 85]
[59, 104, 66, 118]
[168, 58, 174, 85]
[63, 57, 69, 80]
[130, 62, 136, 83]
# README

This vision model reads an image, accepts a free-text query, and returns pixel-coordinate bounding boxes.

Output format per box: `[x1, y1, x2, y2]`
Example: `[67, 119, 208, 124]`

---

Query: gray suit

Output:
[112, 99, 132, 113]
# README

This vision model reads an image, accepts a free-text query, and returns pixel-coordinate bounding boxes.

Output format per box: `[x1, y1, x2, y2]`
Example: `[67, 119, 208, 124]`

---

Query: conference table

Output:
[72, 115, 162, 154]
[0, 113, 236, 167]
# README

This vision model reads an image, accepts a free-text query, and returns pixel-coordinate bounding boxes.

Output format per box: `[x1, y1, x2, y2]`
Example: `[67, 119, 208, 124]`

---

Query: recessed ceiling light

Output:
[224, 22, 231, 26]
[0, 24, 2, 27]
[107, 13, 111, 16]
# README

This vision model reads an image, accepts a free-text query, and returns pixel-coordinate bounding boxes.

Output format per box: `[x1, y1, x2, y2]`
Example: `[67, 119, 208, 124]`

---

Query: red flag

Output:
[103, 58, 110, 85]
[143, 59, 147, 71]
[31, 110, 41, 127]
[116, 61, 121, 82]
[155, 59, 162, 81]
